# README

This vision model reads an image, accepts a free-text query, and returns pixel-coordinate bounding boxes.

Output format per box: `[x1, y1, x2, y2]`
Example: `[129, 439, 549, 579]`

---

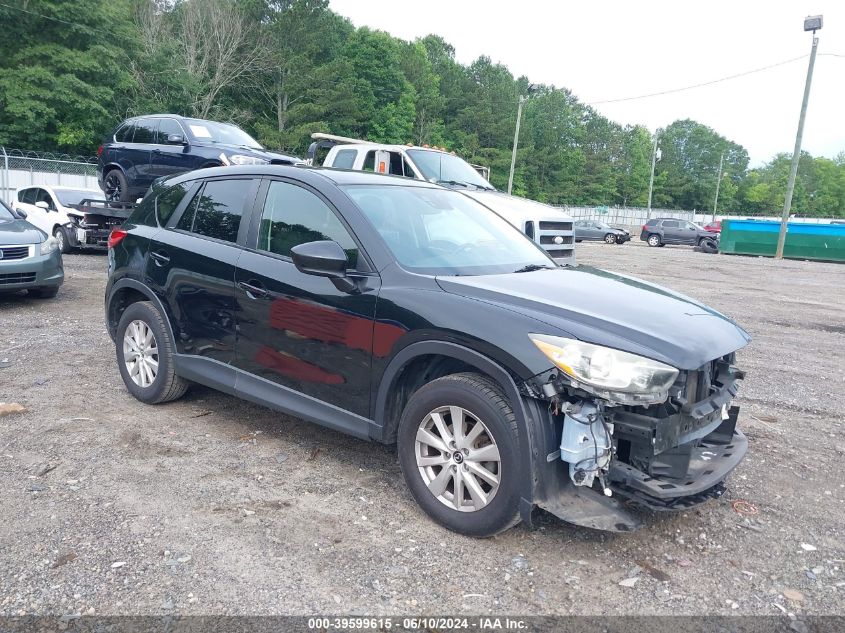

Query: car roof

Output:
[164, 164, 443, 189]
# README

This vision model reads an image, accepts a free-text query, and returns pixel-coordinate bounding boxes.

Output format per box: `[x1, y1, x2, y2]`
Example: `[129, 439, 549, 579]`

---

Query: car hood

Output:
[436, 266, 750, 370]
[0, 218, 45, 244]
[460, 190, 567, 222]
[208, 144, 301, 164]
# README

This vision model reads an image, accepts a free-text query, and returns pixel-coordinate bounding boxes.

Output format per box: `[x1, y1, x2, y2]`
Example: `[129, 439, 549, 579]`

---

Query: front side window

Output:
[156, 118, 184, 143]
[663, 220, 679, 228]
[257, 181, 359, 268]
[35, 188, 54, 208]
[332, 149, 357, 170]
[344, 184, 553, 276]
[176, 179, 251, 243]
[0, 199, 15, 220]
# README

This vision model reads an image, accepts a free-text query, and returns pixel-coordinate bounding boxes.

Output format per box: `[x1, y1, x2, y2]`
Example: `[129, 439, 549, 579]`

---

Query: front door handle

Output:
[150, 251, 170, 266]
[238, 280, 269, 299]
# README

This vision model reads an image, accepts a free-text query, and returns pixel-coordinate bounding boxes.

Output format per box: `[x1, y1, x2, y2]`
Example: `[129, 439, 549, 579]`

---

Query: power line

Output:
[589, 55, 809, 105]
[0, 2, 94, 32]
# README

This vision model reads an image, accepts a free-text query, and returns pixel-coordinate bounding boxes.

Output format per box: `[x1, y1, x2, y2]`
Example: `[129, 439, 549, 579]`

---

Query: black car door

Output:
[126, 118, 159, 190]
[150, 118, 195, 180]
[233, 177, 380, 419]
[144, 176, 260, 364]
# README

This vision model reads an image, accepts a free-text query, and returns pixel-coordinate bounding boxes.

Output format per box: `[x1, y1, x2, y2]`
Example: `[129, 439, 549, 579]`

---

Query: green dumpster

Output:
[719, 219, 845, 262]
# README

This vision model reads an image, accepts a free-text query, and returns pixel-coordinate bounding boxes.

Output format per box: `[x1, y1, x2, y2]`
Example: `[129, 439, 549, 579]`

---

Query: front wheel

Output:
[604, 233, 617, 244]
[397, 373, 521, 537]
[53, 226, 72, 254]
[116, 301, 188, 404]
[647, 234, 661, 247]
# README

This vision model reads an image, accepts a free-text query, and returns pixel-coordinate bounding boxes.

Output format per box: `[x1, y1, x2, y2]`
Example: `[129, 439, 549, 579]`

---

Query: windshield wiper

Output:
[512, 264, 555, 273]
[436, 179, 494, 191]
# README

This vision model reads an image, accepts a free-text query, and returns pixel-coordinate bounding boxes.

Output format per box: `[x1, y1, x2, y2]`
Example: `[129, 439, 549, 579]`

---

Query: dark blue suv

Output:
[96, 114, 300, 202]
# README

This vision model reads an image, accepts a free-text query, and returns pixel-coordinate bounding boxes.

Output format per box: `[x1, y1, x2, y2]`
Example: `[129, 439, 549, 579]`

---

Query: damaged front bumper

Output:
[526, 358, 747, 532]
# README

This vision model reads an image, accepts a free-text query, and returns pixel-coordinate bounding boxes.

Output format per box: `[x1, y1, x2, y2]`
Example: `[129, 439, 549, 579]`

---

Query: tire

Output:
[115, 301, 188, 404]
[103, 168, 131, 203]
[646, 233, 662, 247]
[604, 233, 616, 244]
[615, 236, 626, 245]
[700, 238, 719, 254]
[29, 286, 59, 299]
[397, 372, 521, 537]
[53, 226, 72, 254]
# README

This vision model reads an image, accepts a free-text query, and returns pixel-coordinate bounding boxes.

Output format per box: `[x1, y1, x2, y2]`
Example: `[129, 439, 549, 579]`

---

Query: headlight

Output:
[529, 334, 679, 404]
[40, 237, 59, 255]
[219, 153, 269, 166]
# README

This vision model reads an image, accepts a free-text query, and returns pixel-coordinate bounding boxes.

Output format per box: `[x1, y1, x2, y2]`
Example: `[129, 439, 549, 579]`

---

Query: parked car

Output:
[105, 166, 750, 536]
[704, 220, 722, 233]
[0, 198, 63, 297]
[574, 220, 631, 244]
[97, 114, 301, 203]
[13, 185, 104, 253]
[313, 134, 576, 265]
[640, 218, 714, 247]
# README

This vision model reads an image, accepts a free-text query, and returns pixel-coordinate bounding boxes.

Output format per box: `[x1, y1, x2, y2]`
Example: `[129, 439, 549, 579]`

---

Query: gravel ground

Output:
[0, 242, 843, 617]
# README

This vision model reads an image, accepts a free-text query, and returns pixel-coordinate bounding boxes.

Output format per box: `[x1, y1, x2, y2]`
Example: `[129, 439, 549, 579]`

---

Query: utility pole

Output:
[507, 95, 527, 195]
[776, 16, 822, 259]
[646, 132, 659, 219]
[712, 152, 724, 223]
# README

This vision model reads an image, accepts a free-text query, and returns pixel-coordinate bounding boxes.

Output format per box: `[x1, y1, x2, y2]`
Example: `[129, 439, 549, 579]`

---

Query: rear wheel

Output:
[647, 234, 661, 247]
[115, 301, 188, 404]
[397, 372, 521, 537]
[604, 233, 617, 244]
[103, 169, 131, 203]
[53, 226, 72, 254]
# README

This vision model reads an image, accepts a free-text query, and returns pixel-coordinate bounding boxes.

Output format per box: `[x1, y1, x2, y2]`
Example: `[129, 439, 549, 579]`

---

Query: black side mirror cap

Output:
[290, 240, 348, 278]
[167, 134, 187, 145]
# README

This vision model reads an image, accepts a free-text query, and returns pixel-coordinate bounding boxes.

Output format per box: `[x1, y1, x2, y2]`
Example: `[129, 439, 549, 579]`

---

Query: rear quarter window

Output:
[332, 149, 357, 170]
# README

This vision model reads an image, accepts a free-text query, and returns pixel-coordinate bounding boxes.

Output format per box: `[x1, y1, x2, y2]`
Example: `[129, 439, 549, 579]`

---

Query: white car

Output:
[13, 185, 104, 253]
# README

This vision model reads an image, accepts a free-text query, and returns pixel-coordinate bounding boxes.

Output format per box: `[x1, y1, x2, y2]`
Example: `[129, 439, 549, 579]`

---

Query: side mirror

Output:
[167, 134, 187, 145]
[16, 208, 27, 219]
[35, 201, 50, 210]
[291, 240, 348, 278]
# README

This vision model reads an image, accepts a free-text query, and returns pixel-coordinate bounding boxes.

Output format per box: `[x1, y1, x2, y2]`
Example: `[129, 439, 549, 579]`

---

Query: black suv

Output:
[105, 166, 751, 536]
[640, 218, 714, 247]
[96, 115, 300, 202]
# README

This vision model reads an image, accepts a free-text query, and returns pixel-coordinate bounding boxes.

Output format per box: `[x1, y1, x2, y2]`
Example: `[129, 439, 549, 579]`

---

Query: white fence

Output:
[1, 148, 99, 204]
[556, 204, 840, 228]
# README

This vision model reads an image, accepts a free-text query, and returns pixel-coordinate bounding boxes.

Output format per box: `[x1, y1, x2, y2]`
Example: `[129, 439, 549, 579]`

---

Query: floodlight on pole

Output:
[508, 83, 539, 195]
[775, 15, 822, 259]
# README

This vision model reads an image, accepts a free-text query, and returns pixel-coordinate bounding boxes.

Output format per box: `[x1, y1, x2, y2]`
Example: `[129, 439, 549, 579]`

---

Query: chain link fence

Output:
[1, 147, 99, 204]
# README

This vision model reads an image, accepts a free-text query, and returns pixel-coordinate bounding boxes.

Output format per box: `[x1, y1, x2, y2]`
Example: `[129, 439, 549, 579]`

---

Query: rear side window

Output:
[132, 119, 157, 144]
[362, 151, 375, 172]
[663, 220, 679, 228]
[257, 180, 358, 268]
[332, 149, 356, 170]
[115, 122, 135, 142]
[176, 179, 252, 243]
[18, 188, 36, 204]
[645, 219, 658, 226]
[156, 183, 190, 225]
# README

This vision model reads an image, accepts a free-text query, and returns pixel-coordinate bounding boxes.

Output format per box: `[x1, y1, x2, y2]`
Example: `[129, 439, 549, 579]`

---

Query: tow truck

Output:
[307, 133, 576, 265]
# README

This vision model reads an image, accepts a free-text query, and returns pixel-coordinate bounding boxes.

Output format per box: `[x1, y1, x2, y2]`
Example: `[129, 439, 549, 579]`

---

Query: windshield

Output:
[407, 150, 492, 189]
[54, 189, 98, 206]
[183, 119, 263, 150]
[0, 199, 15, 220]
[344, 185, 554, 276]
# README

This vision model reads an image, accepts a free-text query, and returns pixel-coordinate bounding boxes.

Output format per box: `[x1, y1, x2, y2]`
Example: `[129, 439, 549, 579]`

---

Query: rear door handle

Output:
[237, 280, 269, 299]
[152, 149, 162, 154]
[150, 251, 170, 266]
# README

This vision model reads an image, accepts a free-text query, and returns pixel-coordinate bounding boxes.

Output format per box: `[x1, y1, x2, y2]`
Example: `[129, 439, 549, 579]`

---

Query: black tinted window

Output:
[35, 189, 54, 208]
[257, 181, 358, 268]
[178, 179, 252, 243]
[19, 188, 36, 204]
[156, 183, 190, 225]
[115, 123, 135, 142]
[332, 149, 356, 170]
[133, 119, 157, 144]
[157, 118, 183, 143]
[362, 151, 375, 172]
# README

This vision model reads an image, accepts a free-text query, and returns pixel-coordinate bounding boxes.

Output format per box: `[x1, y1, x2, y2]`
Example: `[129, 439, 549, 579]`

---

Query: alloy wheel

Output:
[605, 233, 616, 244]
[414, 405, 501, 512]
[105, 173, 122, 201]
[54, 229, 64, 252]
[123, 319, 159, 388]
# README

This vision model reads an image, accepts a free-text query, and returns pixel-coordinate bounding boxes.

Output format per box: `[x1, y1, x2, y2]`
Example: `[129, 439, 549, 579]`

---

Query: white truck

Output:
[307, 134, 576, 265]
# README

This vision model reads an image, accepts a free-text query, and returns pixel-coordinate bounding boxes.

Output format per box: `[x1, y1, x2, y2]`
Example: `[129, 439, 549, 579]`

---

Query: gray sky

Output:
[330, 0, 844, 166]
